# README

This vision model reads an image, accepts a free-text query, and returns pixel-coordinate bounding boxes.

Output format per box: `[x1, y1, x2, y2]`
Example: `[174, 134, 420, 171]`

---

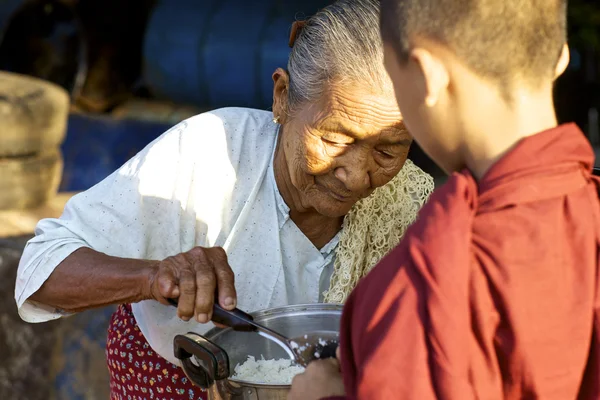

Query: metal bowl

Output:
[174, 303, 342, 400]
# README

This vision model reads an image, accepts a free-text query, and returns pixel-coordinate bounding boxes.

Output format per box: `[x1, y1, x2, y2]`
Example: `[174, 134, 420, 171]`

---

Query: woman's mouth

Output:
[316, 183, 352, 202]
[328, 190, 351, 201]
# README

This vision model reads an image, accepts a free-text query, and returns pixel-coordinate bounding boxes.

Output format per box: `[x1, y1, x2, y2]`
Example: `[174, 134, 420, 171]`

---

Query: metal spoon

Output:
[167, 298, 338, 366]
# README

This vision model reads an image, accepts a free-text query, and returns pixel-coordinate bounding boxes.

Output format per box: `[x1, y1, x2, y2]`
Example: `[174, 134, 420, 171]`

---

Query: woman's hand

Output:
[147, 246, 237, 323]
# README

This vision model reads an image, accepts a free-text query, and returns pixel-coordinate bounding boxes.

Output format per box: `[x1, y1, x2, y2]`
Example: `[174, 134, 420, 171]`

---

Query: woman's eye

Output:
[321, 134, 353, 146]
[322, 139, 348, 147]
[376, 149, 395, 158]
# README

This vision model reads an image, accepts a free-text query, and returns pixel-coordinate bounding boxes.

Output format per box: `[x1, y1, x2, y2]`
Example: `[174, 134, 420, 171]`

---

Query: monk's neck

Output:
[462, 87, 558, 180]
[273, 138, 343, 249]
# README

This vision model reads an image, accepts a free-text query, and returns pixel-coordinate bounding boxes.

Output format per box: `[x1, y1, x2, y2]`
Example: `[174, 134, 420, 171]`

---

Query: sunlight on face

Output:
[279, 84, 412, 218]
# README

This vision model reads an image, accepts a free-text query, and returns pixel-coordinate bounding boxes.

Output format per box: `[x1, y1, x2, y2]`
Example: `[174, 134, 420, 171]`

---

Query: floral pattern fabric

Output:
[106, 304, 207, 400]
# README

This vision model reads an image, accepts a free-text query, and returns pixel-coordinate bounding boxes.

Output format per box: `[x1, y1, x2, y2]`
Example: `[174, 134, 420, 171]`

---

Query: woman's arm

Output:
[16, 116, 238, 323]
[29, 247, 156, 313]
[28, 245, 237, 322]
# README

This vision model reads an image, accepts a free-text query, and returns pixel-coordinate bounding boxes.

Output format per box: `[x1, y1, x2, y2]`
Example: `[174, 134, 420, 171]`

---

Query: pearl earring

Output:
[273, 115, 280, 124]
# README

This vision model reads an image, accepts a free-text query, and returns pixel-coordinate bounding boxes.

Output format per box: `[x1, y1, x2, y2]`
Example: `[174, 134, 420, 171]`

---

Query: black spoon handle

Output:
[167, 298, 256, 332]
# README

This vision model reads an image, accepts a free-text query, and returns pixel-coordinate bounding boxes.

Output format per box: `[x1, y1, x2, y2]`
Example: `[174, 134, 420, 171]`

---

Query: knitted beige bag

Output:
[324, 159, 434, 304]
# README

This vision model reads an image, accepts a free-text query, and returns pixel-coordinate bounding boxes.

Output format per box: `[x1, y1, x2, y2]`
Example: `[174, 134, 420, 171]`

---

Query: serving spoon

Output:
[167, 298, 338, 367]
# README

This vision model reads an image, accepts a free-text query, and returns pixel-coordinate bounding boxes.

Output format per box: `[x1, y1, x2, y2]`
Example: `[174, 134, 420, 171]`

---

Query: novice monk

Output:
[288, 0, 600, 399]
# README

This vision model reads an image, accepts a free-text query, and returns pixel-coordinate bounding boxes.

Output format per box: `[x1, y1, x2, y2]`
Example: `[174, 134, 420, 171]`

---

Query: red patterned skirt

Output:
[106, 304, 207, 400]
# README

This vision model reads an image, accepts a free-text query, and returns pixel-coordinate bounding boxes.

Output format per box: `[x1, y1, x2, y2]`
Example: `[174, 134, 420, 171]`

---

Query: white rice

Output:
[231, 355, 305, 385]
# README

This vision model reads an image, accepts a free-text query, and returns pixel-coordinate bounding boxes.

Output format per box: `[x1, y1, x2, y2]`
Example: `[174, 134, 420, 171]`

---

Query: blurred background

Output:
[0, 0, 598, 398]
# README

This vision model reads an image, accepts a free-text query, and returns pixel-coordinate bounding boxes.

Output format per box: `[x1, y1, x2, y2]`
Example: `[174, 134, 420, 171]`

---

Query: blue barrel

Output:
[258, 1, 325, 107]
[277, 0, 328, 19]
[201, 0, 274, 108]
[143, 0, 331, 109]
[143, 0, 220, 106]
[60, 113, 170, 192]
[257, 14, 292, 107]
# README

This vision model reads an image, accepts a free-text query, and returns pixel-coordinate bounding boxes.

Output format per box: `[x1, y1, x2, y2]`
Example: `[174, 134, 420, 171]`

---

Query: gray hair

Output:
[287, 0, 390, 109]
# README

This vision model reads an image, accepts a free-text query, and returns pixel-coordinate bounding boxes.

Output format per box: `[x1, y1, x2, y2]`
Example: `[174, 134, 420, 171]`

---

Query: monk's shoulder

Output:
[353, 172, 477, 297]
[411, 172, 477, 242]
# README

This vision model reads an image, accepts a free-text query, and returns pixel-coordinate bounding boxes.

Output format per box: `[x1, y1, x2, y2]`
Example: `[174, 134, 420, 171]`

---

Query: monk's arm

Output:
[337, 264, 437, 399]
[29, 247, 157, 313]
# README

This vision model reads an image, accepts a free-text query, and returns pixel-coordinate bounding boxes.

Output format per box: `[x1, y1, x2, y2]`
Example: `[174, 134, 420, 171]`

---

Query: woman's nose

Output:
[334, 164, 371, 193]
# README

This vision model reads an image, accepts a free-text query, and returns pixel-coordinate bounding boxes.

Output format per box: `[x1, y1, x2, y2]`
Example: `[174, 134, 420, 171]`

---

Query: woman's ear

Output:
[554, 43, 570, 79]
[272, 68, 290, 123]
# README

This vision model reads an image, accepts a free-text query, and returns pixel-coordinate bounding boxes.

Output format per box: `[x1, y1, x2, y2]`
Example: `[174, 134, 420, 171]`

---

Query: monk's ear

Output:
[410, 47, 449, 108]
[554, 44, 570, 79]
[272, 68, 290, 123]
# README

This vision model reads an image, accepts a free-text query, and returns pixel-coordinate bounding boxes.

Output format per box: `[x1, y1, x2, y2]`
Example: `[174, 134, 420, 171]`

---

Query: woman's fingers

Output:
[212, 249, 237, 310]
[176, 267, 197, 321]
[193, 264, 216, 322]
[186, 247, 216, 322]
[154, 265, 179, 306]
[152, 246, 236, 324]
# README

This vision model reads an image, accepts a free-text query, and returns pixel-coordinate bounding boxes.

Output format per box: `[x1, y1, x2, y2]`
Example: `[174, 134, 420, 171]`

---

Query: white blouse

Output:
[15, 107, 339, 365]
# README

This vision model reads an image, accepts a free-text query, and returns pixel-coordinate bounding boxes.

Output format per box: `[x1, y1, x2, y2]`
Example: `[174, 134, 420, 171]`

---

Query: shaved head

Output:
[380, 0, 568, 89]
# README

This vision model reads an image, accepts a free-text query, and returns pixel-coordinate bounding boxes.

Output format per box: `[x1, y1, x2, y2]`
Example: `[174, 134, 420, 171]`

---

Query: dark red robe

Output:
[331, 124, 600, 399]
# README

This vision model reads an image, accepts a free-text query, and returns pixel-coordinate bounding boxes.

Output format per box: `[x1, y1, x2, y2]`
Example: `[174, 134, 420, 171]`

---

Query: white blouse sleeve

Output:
[14, 114, 233, 323]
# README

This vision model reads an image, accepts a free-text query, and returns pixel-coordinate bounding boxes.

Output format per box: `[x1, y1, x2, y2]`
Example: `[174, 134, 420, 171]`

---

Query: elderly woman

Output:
[15, 0, 432, 398]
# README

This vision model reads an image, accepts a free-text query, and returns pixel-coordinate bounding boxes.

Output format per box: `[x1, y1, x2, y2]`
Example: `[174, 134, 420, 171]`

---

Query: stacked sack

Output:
[0, 71, 68, 210]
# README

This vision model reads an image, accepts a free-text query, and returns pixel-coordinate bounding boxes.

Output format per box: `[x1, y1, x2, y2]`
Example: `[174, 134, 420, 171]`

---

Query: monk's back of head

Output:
[379, 0, 570, 177]
[380, 0, 567, 90]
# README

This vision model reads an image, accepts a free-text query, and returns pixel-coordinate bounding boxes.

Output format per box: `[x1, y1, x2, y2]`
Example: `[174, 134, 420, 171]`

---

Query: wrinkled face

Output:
[273, 72, 412, 218]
